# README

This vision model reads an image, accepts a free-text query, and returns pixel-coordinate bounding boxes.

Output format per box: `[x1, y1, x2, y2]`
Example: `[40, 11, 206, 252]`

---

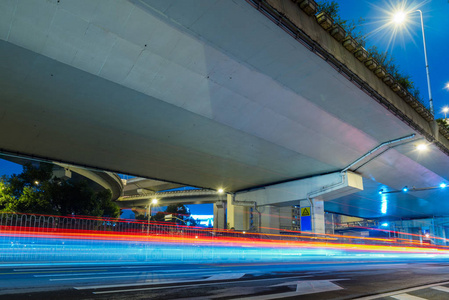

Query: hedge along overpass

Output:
[1, 0, 449, 233]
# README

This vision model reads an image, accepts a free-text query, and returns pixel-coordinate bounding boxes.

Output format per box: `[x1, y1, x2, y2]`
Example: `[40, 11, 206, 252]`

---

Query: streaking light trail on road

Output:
[2, 214, 449, 266]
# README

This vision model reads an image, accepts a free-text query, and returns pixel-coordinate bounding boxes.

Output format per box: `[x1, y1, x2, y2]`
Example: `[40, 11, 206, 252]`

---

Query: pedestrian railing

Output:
[1, 212, 447, 264]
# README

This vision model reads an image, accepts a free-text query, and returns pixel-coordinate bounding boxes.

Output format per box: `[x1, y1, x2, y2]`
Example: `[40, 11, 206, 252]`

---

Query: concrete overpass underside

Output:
[1, 0, 449, 222]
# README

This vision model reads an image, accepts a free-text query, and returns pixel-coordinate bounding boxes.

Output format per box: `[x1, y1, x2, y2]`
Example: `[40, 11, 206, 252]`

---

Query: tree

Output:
[164, 203, 190, 224]
[145, 203, 195, 225]
[152, 211, 166, 222]
[0, 163, 120, 218]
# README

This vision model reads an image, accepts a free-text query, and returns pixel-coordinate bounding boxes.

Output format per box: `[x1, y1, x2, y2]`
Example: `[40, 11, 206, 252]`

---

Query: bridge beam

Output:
[235, 171, 363, 234]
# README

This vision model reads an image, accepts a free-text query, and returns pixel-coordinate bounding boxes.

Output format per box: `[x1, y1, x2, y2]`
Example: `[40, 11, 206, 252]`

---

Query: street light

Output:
[148, 198, 158, 221]
[148, 198, 157, 222]
[443, 106, 449, 120]
[416, 143, 428, 151]
[147, 198, 158, 234]
[392, 9, 434, 115]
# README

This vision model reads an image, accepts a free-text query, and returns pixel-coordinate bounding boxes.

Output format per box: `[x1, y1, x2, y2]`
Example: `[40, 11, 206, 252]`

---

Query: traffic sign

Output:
[300, 207, 312, 231]
[301, 207, 311, 217]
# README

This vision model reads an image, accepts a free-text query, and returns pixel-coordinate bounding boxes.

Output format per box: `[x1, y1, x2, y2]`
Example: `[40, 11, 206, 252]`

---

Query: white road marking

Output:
[75, 273, 252, 290]
[36, 268, 220, 278]
[353, 280, 449, 299]
[51, 275, 159, 281]
[236, 280, 343, 299]
[35, 271, 143, 277]
[207, 273, 245, 280]
[51, 271, 236, 281]
[431, 285, 449, 293]
[391, 294, 428, 300]
[14, 267, 108, 272]
[88, 276, 312, 294]
[234, 291, 302, 299]
[119, 266, 166, 269]
[16, 266, 204, 272]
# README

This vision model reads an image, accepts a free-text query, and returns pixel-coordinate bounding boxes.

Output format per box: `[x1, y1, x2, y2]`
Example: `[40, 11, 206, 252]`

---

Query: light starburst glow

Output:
[416, 144, 428, 151]
[393, 11, 407, 25]
[366, 0, 428, 54]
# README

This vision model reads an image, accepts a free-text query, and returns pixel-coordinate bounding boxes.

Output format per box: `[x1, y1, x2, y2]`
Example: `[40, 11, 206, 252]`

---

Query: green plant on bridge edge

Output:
[316, 1, 425, 107]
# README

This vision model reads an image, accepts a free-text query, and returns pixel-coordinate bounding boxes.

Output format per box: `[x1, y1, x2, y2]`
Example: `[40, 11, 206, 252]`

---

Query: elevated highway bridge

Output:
[1, 0, 449, 233]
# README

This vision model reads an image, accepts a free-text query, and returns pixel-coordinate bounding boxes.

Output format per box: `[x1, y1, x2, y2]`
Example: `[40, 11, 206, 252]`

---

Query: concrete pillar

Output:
[226, 194, 250, 231]
[279, 206, 294, 231]
[324, 212, 335, 235]
[259, 205, 280, 234]
[312, 200, 325, 234]
[213, 201, 226, 229]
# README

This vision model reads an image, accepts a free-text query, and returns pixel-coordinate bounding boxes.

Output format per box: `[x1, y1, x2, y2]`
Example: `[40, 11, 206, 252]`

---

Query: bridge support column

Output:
[213, 201, 226, 229]
[304, 199, 325, 234]
[226, 194, 250, 231]
[259, 205, 280, 234]
[279, 206, 294, 231]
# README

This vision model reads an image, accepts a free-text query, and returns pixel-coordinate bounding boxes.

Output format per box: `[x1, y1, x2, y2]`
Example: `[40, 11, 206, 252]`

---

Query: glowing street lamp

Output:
[148, 198, 158, 221]
[146, 198, 159, 234]
[392, 9, 434, 115]
[416, 143, 428, 151]
[443, 106, 449, 120]
[392, 11, 406, 24]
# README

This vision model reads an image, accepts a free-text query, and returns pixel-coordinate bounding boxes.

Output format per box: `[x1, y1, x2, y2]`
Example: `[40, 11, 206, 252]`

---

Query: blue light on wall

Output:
[381, 195, 387, 214]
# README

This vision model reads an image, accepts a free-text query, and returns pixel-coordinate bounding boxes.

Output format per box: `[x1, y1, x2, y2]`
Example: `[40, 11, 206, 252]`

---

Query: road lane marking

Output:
[206, 273, 245, 280]
[88, 276, 313, 294]
[51, 275, 160, 281]
[35, 271, 143, 277]
[75, 275, 311, 291]
[0, 270, 106, 275]
[234, 280, 344, 300]
[14, 267, 111, 272]
[35, 269, 219, 277]
[431, 286, 449, 293]
[391, 294, 428, 300]
[353, 280, 449, 299]
[51, 271, 236, 281]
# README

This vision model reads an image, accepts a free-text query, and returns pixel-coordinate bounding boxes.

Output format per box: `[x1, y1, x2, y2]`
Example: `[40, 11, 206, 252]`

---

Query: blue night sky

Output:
[334, 0, 449, 116]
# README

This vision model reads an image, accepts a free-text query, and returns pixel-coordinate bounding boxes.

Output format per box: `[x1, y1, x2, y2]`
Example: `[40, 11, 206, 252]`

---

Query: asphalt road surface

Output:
[3, 260, 449, 299]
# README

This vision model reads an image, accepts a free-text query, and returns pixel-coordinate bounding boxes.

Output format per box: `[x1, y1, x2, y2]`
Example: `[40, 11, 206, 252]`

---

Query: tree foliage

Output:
[135, 203, 198, 226]
[0, 163, 120, 218]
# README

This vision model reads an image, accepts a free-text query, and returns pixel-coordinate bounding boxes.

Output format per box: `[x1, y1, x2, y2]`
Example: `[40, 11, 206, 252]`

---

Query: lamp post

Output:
[393, 9, 434, 115]
[147, 198, 158, 234]
[443, 106, 449, 120]
[148, 198, 158, 221]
